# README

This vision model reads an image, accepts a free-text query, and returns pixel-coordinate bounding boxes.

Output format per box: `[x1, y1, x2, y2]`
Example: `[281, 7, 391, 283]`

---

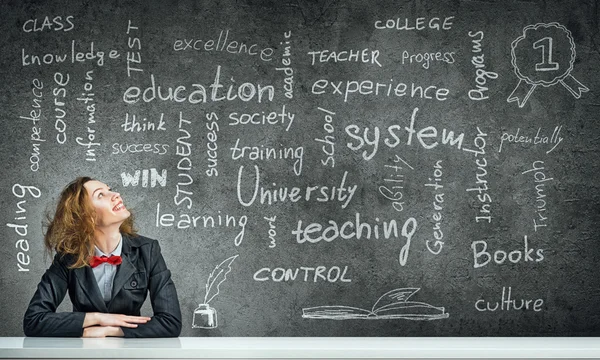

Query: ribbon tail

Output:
[560, 75, 589, 99]
[507, 80, 536, 108]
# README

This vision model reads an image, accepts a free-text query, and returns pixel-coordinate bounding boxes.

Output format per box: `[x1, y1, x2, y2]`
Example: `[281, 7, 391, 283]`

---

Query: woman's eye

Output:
[97, 187, 113, 198]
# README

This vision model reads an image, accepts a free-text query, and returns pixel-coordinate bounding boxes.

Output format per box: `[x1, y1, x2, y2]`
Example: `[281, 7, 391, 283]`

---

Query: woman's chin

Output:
[104, 210, 131, 226]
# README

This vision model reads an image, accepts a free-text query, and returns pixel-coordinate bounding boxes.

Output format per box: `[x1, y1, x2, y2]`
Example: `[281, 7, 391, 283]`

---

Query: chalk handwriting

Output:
[254, 265, 351, 283]
[424, 160, 445, 255]
[379, 155, 414, 212]
[205, 112, 220, 177]
[401, 50, 455, 69]
[175, 112, 194, 209]
[52, 72, 69, 144]
[126, 20, 143, 77]
[230, 140, 303, 176]
[522, 161, 553, 232]
[374, 16, 454, 31]
[308, 48, 382, 67]
[237, 165, 357, 208]
[22, 16, 75, 32]
[276, 30, 294, 99]
[315, 107, 337, 167]
[292, 214, 417, 266]
[467, 30, 498, 101]
[121, 113, 167, 132]
[121, 169, 167, 188]
[19, 78, 45, 172]
[111, 143, 169, 155]
[498, 126, 563, 154]
[345, 107, 464, 161]
[471, 235, 544, 268]
[22, 41, 119, 67]
[464, 127, 492, 223]
[264, 216, 277, 248]
[475, 286, 544, 312]
[228, 104, 295, 132]
[123, 67, 275, 104]
[155, 203, 247, 246]
[7, 184, 41, 272]
[75, 70, 99, 162]
[173, 29, 274, 62]
[312, 78, 450, 102]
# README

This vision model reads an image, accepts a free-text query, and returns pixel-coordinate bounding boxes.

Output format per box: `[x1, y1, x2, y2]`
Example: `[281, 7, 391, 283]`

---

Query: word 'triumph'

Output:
[522, 161, 553, 232]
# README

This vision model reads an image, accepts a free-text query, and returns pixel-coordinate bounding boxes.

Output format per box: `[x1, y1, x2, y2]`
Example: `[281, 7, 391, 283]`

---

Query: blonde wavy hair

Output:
[43, 177, 137, 269]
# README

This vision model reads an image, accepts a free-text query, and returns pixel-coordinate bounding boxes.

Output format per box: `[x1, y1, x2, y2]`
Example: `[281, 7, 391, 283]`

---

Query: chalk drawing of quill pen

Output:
[192, 254, 238, 329]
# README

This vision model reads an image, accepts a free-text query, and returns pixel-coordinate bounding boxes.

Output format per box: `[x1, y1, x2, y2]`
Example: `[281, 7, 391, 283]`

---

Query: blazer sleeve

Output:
[121, 240, 182, 338]
[23, 253, 86, 337]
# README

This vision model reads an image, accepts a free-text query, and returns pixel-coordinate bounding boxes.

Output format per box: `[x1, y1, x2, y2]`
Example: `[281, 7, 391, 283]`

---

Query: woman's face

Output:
[83, 180, 130, 228]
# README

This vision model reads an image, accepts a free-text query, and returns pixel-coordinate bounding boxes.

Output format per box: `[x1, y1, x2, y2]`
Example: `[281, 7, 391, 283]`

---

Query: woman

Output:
[23, 177, 182, 338]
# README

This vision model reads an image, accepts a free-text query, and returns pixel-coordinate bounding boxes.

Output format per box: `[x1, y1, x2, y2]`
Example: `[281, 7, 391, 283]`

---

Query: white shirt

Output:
[91, 234, 123, 303]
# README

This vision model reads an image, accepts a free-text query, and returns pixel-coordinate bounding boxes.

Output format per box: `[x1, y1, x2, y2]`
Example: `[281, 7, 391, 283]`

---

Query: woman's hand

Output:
[84, 312, 151, 328]
[83, 326, 125, 338]
[95, 313, 152, 328]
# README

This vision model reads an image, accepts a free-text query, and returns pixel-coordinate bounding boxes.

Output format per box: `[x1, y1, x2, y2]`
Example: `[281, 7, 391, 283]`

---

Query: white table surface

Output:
[1, 337, 600, 359]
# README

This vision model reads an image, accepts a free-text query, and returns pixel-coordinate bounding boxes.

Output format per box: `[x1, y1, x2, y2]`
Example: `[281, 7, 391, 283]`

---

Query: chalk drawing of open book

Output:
[302, 288, 449, 320]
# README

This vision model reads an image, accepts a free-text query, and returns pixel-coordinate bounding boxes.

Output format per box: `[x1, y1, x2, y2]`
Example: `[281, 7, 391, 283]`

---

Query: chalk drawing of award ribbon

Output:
[507, 22, 589, 108]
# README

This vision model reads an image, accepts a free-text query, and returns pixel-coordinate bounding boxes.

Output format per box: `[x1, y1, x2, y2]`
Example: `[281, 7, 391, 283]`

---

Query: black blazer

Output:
[23, 234, 182, 338]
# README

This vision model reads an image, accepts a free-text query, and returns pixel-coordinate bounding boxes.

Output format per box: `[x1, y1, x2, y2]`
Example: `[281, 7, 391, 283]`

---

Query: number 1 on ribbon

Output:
[533, 36, 559, 72]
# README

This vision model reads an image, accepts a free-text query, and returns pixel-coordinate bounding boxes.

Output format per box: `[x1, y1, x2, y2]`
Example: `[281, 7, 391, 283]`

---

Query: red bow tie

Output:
[90, 255, 122, 268]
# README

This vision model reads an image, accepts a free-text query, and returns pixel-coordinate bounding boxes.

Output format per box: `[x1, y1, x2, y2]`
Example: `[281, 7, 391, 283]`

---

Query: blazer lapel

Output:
[73, 265, 109, 313]
[108, 234, 137, 305]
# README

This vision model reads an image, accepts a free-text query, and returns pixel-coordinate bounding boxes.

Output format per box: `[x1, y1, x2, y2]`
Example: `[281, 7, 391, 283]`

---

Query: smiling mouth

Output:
[113, 202, 126, 212]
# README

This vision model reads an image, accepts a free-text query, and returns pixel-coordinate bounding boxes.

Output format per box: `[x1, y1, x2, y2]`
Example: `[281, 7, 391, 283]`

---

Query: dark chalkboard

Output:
[1, 0, 599, 337]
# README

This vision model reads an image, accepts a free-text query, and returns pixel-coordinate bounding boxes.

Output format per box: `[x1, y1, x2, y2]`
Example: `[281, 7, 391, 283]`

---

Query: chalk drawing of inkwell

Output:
[192, 255, 238, 329]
